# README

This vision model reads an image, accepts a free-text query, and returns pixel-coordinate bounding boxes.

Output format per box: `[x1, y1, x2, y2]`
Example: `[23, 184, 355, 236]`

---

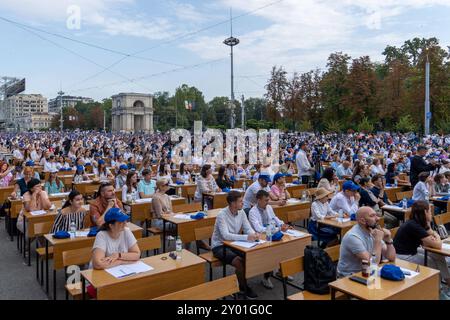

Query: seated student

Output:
[91, 207, 140, 270]
[44, 169, 65, 195]
[151, 178, 173, 230]
[127, 156, 137, 172]
[330, 180, 360, 215]
[0, 162, 13, 187]
[94, 159, 114, 181]
[307, 188, 339, 248]
[393, 200, 450, 297]
[51, 190, 89, 233]
[44, 155, 58, 173]
[434, 173, 450, 194]
[317, 167, 340, 194]
[176, 162, 191, 183]
[115, 164, 129, 190]
[337, 206, 396, 277]
[73, 165, 89, 183]
[194, 164, 221, 207]
[412, 172, 435, 201]
[122, 172, 140, 203]
[137, 169, 156, 198]
[370, 174, 397, 228]
[248, 189, 292, 289]
[269, 173, 290, 202]
[212, 191, 260, 299]
[89, 182, 124, 227]
[17, 178, 52, 235]
[243, 174, 283, 214]
[358, 177, 383, 213]
[216, 165, 234, 190]
[24, 160, 42, 180]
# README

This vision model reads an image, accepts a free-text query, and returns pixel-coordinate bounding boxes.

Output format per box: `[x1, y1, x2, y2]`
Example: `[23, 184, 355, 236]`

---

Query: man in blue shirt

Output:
[138, 169, 156, 198]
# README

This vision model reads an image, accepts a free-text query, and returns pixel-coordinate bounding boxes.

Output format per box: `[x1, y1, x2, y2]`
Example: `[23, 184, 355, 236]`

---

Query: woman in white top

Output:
[412, 172, 435, 201]
[176, 162, 191, 183]
[307, 188, 339, 248]
[317, 167, 340, 194]
[194, 164, 221, 207]
[156, 162, 173, 184]
[370, 158, 385, 176]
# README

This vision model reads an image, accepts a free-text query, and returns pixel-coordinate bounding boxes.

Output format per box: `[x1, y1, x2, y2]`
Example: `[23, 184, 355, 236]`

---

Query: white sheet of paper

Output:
[30, 210, 47, 216]
[381, 205, 405, 212]
[399, 267, 419, 279]
[441, 243, 450, 251]
[50, 192, 70, 197]
[105, 261, 153, 279]
[134, 198, 153, 204]
[287, 199, 301, 204]
[283, 229, 308, 237]
[75, 231, 89, 237]
[342, 218, 351, 223]
[173, 214, 193, 220]
[231, 240, 266, 249]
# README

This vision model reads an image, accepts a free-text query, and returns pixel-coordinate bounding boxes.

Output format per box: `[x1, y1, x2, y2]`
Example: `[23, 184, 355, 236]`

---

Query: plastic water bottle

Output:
[175, 236, 182, 259]
[69, 220, 76, 239]
[368, 253, 379, 289]
[266, 223, 273, 242]
[302, 191, 307, 202]
[338, 209, 344, 223]
[203, 203, 208, 217]
[16, 190, 21, 199]
[402, 197, 407, 210]
[425, 190, 430, 202]
[394, 179, 398, 187]
[243, 181, 247, 191]
[178, 187, 182, 197]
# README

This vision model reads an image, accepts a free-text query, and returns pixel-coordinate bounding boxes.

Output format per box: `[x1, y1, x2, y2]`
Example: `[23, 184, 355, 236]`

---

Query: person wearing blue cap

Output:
[24, 160, 41, 180]
[242, 174, 274, 213]
[269, 173, 290, 202]
[44, 155, 58, 173]
[91, 207, 140, 270]
[115, 164, 129, 189]
[73, 165, 89, 183]
[94, 159, 114, 181]
[330, 180, 360, 215]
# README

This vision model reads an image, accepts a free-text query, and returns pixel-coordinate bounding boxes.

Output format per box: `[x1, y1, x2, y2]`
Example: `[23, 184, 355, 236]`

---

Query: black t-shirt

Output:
[393, 220, 429, 255]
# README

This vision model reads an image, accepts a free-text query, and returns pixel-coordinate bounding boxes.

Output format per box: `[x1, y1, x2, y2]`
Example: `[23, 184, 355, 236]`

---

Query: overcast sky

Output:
[1, 0, 450, 101]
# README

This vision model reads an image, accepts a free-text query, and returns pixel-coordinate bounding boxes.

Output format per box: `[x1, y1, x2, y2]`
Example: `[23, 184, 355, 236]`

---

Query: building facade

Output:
[15, 112, 58, 131]
[3, 94, 48, 123]
[111, 93, 154, 133]
[48, 95, 94, 113]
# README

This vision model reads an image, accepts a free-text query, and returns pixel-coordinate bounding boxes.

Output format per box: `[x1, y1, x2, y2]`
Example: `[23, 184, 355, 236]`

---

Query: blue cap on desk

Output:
[104, 207, 130, 223]
[271, 231, 284, 241]
[380, 264, 405, 281]
[52, 231, 70, 239]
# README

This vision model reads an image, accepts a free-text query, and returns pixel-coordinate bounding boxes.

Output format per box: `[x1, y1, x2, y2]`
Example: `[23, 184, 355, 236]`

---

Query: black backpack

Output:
[303, 245, 336, 294]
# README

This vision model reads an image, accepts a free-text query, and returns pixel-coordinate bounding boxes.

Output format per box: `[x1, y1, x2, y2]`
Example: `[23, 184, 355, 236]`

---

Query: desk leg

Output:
[331, 287, 336, 300]
[28, 236, 31, 266]
[222, 246, 226, 278]
[317, 222, 321, 247]
[9, 211, 13, 241]
[23, 217, 26, 260]
[424, 249, 428, 266]
[163, 220, 166, 253]
[45, 240, 49, 294]
[82, 277, 86, 301]
[53, 269, 57, 300]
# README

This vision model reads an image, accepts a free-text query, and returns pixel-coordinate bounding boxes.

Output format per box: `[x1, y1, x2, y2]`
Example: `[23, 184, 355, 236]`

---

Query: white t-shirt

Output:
[90, 227, 137, 268]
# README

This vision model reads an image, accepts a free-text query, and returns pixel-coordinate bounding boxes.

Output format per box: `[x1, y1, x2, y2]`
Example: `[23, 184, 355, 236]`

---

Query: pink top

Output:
[270, 184, 287, 200]
[0, 172, 13, 188]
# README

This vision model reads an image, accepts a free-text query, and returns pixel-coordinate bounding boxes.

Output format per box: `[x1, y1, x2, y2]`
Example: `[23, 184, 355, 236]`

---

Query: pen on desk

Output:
[118, 272, 136, 278]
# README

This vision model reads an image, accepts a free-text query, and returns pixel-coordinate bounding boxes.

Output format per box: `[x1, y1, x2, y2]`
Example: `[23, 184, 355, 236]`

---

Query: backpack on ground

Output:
[303, 245, 336, 294]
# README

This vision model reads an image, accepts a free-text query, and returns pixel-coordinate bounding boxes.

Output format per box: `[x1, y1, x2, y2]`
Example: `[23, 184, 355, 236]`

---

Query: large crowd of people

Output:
[2, 129, 450, 299]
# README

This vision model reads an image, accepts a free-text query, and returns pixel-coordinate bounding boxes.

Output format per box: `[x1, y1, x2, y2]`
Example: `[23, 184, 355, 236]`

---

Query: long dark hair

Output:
[125, 172, 138, 194]
[179, 162, 186, 175]
[201, 164, 211, 178]
[62, 190, 82, 209]
[321, 167, 335, 182]
[410, 200, 430, 229]
[218, 165, 226, 179]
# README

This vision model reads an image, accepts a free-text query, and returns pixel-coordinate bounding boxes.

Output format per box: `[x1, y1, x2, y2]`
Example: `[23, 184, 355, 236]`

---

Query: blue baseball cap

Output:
[98, 159, 105, 165]
[343, 180, 360, 191]
[258, 174, 271, 183]
[119, 164, 128, 171]
[104, 207, 130, 223]
[25, 160, 35, 167]
[273, 172, 285, 183]
[76, 165, 84, 172]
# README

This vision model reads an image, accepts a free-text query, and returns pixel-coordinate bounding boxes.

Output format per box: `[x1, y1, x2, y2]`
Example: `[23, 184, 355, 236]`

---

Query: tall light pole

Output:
[241, 94, 245, 129]
[424, 51, 430, 136]
[223, 8, 239, 129]
[58, 90, 64, 131]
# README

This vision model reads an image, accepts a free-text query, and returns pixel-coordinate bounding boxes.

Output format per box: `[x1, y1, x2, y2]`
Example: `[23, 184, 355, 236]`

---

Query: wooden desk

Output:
[81, 249, 205, 300]
[203, 190, 244, 209]
[73, 181, 100, 197]
[431, 196, 450, 213]
[223, 233, 311, 279]
[285, 183, 307, 198]
[169, 183, 196, 199]
[272, 200, 311, 224]
[22, 210, 58, 266]
[0, 185, 14, 204]
[329, 259, 439, 300]
[161, 208, 221, 252]
[127, 196, 186, 224]
[423, 238, 450, 266]
[43, 223, 143, 300]
[384, 187, 403, 202]
[381, 205, 410, 223]
[317, 218, 356, 244]
[48, 192, 71, 201]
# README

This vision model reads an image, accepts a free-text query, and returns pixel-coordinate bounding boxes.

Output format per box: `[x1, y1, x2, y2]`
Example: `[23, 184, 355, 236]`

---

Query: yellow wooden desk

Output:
[285, 183, 308, 198]
[81, 249, 205, 300]
[43, 223, 143, 300]
[272, 200, 311, 224]
[329, 259, 439, 300]
[203, 190, 244, 209]
[161, 208, 221, 251]
[223, 232, 311, 279]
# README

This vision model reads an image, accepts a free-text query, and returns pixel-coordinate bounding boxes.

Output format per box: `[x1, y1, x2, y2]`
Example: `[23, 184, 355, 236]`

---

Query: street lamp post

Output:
[58, 90, 64, 131]
[223, 9, 239, 129]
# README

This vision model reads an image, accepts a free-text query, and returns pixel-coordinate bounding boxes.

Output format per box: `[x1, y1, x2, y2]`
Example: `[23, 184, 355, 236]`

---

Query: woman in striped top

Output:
[51, 190, 90, 233]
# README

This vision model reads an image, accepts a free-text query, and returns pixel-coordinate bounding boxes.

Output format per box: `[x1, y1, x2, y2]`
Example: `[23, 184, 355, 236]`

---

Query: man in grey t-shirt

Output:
[337, 207, 396, 277]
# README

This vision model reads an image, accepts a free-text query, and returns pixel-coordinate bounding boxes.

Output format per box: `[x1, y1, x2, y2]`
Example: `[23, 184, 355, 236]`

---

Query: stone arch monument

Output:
[111, 93, 154, 133]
